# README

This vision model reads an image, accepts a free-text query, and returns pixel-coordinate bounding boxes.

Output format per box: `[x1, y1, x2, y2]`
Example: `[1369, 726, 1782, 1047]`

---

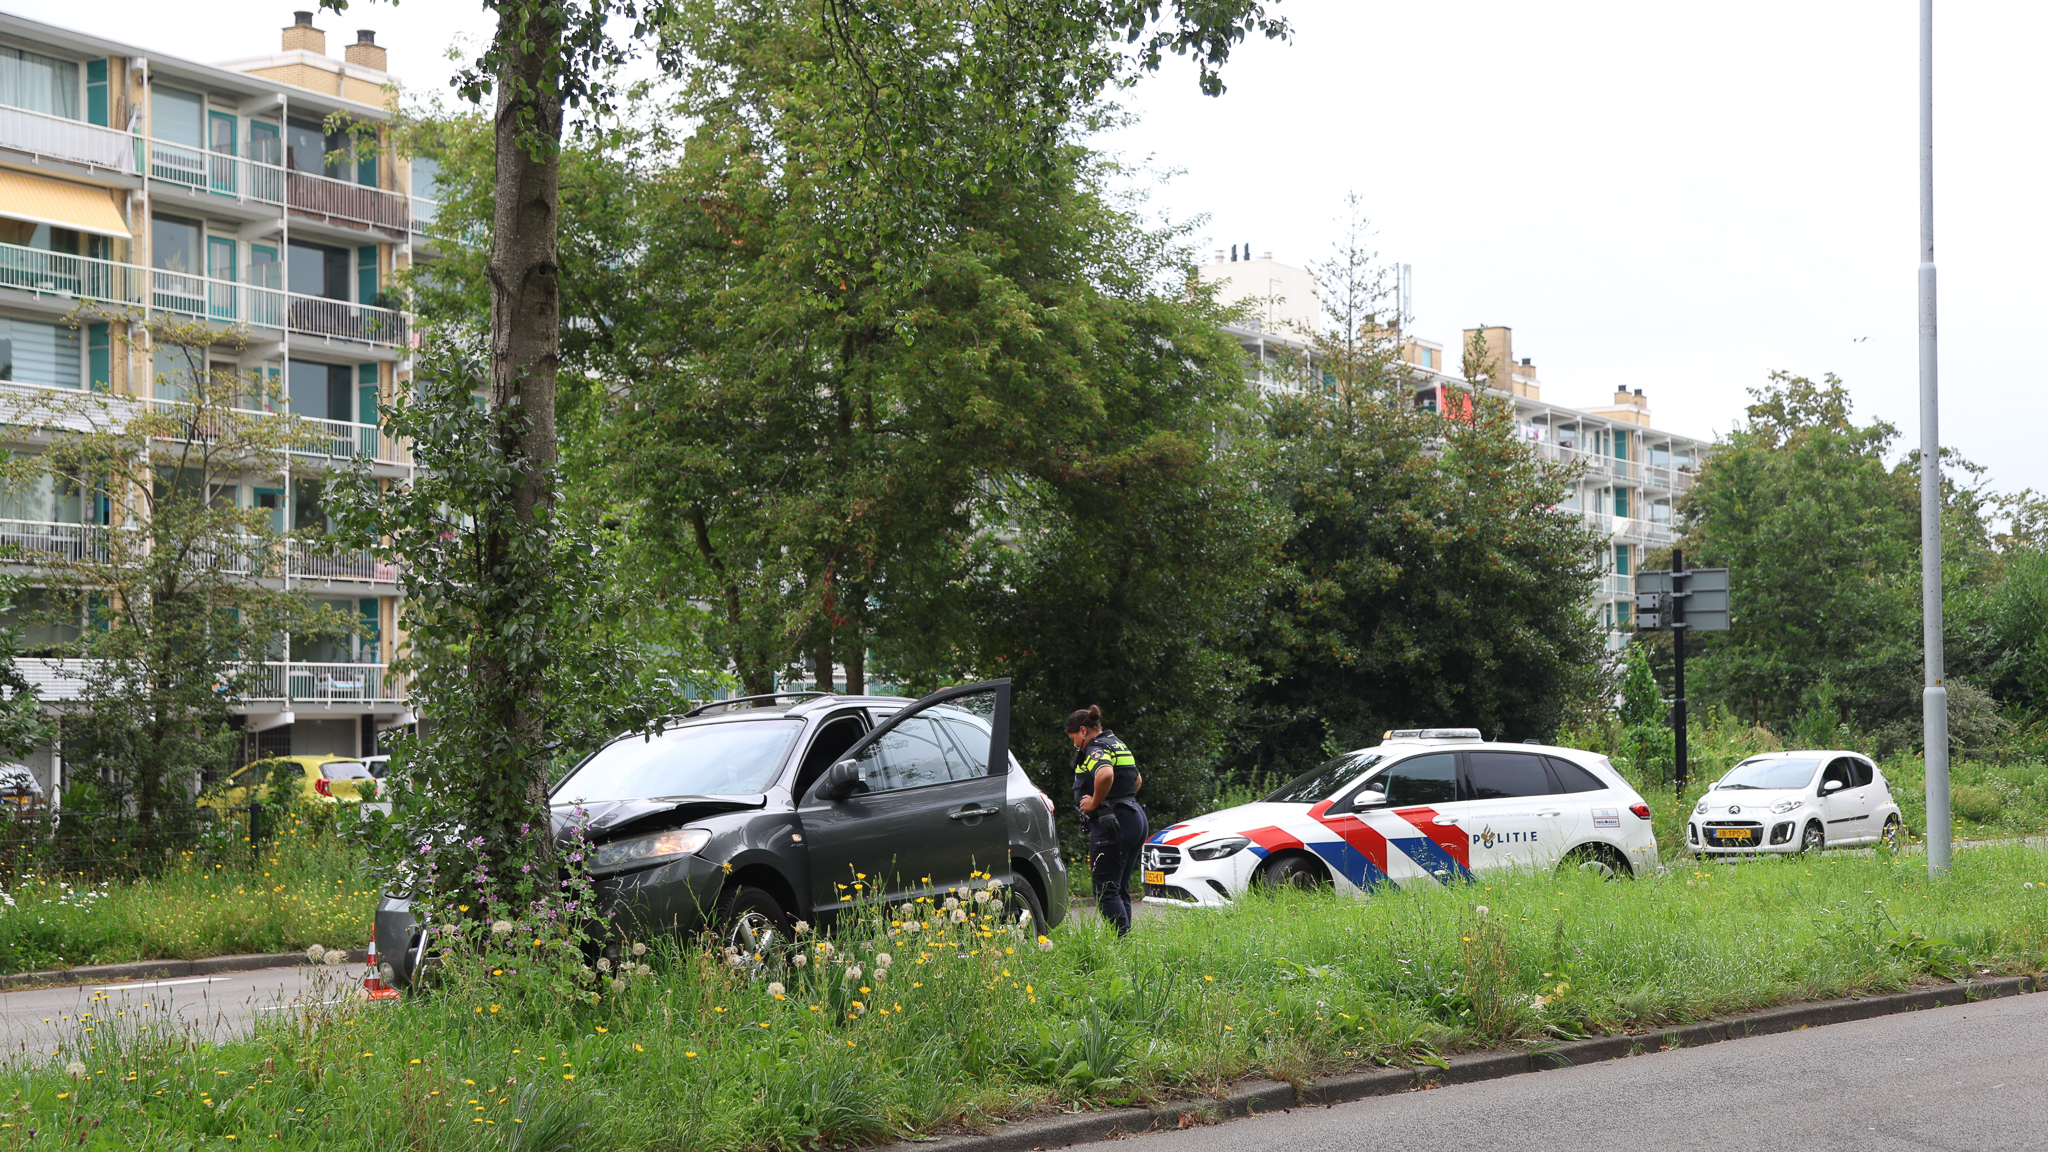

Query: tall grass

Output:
[11, 845, 2046, 1150]
[0, 808, 375, 974]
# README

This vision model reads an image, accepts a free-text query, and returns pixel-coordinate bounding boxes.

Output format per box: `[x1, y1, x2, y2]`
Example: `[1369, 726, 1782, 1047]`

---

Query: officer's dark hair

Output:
[1064, 705, 1103, 734]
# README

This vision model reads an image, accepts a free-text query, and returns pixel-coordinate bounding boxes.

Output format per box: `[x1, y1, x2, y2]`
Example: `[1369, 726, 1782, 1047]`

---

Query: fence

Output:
[0, 805, 256, 883]
[0, 104, 136, 173]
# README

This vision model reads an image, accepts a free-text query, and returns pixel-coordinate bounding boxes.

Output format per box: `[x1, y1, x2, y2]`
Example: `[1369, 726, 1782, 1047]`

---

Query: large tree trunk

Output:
[474, 3, 564, 880]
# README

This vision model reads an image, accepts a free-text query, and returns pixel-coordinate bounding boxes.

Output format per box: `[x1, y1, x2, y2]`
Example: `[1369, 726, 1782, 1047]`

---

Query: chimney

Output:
[283, 11, 326, 55]
[345, 29, 387, 71]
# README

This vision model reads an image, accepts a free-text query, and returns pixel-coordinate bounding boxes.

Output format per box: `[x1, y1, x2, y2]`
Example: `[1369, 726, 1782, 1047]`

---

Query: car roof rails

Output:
[682, 691, 829, 718]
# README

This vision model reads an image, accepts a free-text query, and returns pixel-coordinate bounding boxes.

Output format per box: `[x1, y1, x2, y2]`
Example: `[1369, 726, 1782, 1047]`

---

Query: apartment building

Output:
[1200, 252, 1709, 651]
[0, 10, 433, 795]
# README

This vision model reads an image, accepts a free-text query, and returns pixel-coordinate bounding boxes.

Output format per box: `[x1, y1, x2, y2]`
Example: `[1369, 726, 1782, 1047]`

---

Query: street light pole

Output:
[1918, 0, 1951, 876]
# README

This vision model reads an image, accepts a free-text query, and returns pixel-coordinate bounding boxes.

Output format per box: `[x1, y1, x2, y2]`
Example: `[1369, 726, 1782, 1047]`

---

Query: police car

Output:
[1142, 730, 1658, 904]
[1687, 750, 1903, 855]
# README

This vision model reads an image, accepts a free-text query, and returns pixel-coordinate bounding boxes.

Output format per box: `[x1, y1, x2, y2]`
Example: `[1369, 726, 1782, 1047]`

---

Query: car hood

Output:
[1155, 801, 1307, 844]
[1697, 788, 1812, 815]
[551, 795, 766, 841]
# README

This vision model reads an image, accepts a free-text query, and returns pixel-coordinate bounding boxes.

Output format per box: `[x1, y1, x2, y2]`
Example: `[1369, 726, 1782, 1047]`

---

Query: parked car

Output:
[1142, 730, 1659, 905]
[1688, 750, 1902, 855]
[201, 755, 380, 809]
[361, 755, 392, 779]
[374, 680, 1066, 988]
[0, 763, 44, 810]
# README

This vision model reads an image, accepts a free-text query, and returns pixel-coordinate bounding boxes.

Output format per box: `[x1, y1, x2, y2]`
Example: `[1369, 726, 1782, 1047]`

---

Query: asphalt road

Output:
[1117, 990, 2048, 1152]
[0, 965, 352, 1055]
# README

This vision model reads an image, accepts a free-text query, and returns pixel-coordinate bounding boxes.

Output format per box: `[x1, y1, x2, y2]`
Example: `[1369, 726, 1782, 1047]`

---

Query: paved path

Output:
[1115, 987, 2048, 1152]
[0, 965, 352, 1055]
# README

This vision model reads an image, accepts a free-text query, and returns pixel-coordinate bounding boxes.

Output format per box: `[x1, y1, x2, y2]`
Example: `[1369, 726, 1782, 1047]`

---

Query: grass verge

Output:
[12, 843, 2047, 1150]
[0, 813, 375, 975]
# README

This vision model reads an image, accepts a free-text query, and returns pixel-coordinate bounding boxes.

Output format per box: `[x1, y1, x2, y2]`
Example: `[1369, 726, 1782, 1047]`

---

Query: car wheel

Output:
[1560, 844, 1625, 879]
[1798, 822, 1825, 855]
[1880, 816, 1902, 850]
[1260, 853, 1327, 891]
[715, 883, 791, 968]
[998, 874, 1048, 936]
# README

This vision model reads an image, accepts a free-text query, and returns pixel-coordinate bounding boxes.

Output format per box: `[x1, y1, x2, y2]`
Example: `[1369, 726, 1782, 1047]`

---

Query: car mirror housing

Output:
[1350, 789, 1386, 809]
[1821, 779, 1844, 794]
[818, 758, 863, 803]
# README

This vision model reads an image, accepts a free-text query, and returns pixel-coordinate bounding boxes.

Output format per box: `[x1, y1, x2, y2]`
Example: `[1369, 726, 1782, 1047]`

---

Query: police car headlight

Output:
[1188, 836, 1250, 861]
[590, 828, 710, 875]
[1770, 798, 1804, 814]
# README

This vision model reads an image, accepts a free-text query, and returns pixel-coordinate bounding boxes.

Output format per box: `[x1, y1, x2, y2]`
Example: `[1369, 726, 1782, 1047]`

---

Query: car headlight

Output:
[1770, 798, 1804, 814]
[1695, 799, 1709, 815]
[589, 828, 710, 875]
[1188, 836, 1250, 861]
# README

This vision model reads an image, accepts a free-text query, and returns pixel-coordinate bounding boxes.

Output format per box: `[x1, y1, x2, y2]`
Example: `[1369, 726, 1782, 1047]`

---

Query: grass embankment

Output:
[0, 815, 375, 975]
[15, 844, 2048, 1150]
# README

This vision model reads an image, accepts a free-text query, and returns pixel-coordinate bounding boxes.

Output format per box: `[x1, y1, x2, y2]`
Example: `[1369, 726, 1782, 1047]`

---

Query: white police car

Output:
[1141, 730, 1659, 905]
[1688, 750, 1903, 855]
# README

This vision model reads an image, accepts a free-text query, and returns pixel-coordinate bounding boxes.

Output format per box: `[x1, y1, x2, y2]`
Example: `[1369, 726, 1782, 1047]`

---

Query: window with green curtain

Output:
[357, 363, 378, 426]
[86, 323, 109, 391]
[356, 246, 377, 305]
[356, 147, 377, 188]
[85, 59, 107, 126]
[1614, 544, 1630, 577]
[1612, 487, 1628, 517]
[358, 598, 380, 662]
[1612, 431, 1629, 461]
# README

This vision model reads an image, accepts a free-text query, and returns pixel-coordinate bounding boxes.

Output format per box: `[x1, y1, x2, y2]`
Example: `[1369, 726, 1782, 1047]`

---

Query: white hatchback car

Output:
[1688, 750, 1903, 855]
[1140, 730, 1659, 905]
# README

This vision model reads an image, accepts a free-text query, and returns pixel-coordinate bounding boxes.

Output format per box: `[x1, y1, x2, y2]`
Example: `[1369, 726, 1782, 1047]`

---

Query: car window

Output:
[1717, 757, 1820, 790]
[935, 716, 994, 780]
[1464, 751, 1557, 799]
[1849, 758, 1875, 788]
[1820, 758, 1854, 792]
[1373, 753, 1457, 807]
[1546, 757, 1608, 793]
[554, 719, 802, 802]
[855, 717, 959, 794]
[793, 715, 868, 800]
[321, 761, 371, 780]
[1266, 751, 1384, 805]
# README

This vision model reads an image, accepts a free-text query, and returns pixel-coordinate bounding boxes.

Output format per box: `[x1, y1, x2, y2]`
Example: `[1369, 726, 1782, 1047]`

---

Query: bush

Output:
[1951, 784, 2004, 825]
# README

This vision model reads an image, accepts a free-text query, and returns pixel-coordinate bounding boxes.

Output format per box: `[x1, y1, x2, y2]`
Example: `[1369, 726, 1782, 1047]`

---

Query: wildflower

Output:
[632, 942, 648, 955]
[612, 977, 628, 993]
[322, 950, 346, 966]
[596, 958, 612, 973]
[767, 982, 786, 998]
[728, 954, 747, 969]
[1037, 936, 1054, 952]
[943, 897, 960, 911]
[794, 954, 809, 968]
[973, 891, 992, 905]
[846, 964, 864, 982]
[304, 945, 326, 963]
[64, 1061, 84, 1079]
[875, 953, 892, 969]
[1474, 905, 1489, 917]
[950, 909, 968, 923]
[794, 920, 811, 935]
[904, 921, 922, 934]
[637, 964, 652, 977]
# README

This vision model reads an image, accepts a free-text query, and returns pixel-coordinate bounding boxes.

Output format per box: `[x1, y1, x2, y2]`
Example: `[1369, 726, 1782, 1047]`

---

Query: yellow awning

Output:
[0, 168, 130, 239]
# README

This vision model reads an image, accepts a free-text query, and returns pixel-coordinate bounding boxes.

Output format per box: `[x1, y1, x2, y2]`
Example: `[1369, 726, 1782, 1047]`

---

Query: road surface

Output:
[0, 965, 353, 1054]
[1119, 988, 2048, 1152]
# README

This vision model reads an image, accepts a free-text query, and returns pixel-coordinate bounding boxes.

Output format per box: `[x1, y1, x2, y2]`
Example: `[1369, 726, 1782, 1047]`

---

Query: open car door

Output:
[797, 680, 1012, 917]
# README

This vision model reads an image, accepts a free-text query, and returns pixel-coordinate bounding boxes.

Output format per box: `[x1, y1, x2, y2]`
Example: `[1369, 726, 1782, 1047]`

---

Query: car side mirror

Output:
[817, 758, 864, 803]
[1350, 789, 1386, 809]
[1822, 779, 1844, 794]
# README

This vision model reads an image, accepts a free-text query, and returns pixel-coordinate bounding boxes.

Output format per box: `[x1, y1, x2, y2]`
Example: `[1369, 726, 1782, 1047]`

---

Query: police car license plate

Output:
[1713, 828, 1748, 840]
[1143, 869, 1166, 886]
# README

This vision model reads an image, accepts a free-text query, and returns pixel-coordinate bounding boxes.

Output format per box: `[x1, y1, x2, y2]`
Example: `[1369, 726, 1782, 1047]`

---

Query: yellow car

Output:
[204, 755, 380, 808]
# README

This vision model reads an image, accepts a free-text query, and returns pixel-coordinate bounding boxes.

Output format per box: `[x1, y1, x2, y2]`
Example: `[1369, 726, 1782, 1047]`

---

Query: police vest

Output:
[1072, 731, 1139, 806]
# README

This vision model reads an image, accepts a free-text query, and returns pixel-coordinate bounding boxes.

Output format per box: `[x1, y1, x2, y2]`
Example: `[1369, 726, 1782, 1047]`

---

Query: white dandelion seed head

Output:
[490, 920, 514, 936]
[875, 953, 892, 968]
[64, 1061, 85, 1078]
[794, 920, 811, 935]
[1474, 905, 1489, 917]
[950, 909, 968, 923]
[973, 890, 992, 904]
[1037, 936, 1054, 952]
[794, 953, 809, 967]
[595, 957, 612, 972]
[305, 945, 326, 963]
[985, 879, 1002, 891]
[767, 982, 786, 997]
[727, 954, 747, 968]
[943, 897, 960, 911]
[632, 941, 648, 955]
[846, 964, 864, 982]
[322, 949, 347, 966]
[611, 977, 628, 993]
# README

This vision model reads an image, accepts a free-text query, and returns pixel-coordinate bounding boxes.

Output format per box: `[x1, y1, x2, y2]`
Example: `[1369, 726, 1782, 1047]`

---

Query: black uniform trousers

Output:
[1087, 799, 1148, 936]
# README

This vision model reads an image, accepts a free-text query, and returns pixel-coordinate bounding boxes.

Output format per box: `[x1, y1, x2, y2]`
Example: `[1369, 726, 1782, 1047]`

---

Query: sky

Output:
[50, 0, 2048, 493]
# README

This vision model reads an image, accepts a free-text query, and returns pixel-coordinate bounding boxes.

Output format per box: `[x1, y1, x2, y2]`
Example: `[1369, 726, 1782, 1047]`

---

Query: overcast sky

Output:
[54, 0, 2048, 493]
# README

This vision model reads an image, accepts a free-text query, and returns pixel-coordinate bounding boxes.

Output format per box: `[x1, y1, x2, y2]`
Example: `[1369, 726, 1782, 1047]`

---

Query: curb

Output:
[0, 948, 369, 993]
[881, 974, 2043, 1152]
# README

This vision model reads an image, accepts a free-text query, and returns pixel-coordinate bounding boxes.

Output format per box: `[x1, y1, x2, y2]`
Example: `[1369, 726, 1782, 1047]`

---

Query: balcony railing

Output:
[286, 294, 409, 348]
[0, 520, 108, 562]
[146, 139, 409, 237]
[0, 243, 145, 304]
[0, 519, 399, 587]
[0, 104, 137, 173]
[130, 396, 407, 466]
[246, 662, 403, 703]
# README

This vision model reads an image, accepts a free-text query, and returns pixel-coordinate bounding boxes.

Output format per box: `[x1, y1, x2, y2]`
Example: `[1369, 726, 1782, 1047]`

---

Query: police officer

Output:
[1067, 705, 1147, 936]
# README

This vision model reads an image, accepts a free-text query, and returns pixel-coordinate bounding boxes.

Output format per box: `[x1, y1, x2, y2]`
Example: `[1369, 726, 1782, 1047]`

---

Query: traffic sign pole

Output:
[1672, 550, 1688, 790]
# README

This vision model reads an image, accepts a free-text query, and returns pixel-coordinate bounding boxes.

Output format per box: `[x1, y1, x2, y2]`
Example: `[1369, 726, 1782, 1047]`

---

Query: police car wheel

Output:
[1259, 853, 1327, 891]
[1560, 844, 1623, 879]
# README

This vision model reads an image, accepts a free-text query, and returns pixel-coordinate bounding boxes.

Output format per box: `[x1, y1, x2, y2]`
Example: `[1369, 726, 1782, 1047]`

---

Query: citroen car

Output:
[1142, 729, 1659, 905]
[374, 680, 1066, 987]
[1688, 750, 1903, 855]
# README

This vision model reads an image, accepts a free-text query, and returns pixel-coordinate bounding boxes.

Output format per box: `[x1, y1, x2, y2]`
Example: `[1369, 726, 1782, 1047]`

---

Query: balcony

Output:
[146, 139, 409, 238]
[0, 243, 145, 305]
[0, 519, 398, 588]
[246, 662, 404, 704]
[285, 294, 409, 349]
[0, 520, 107, 562]
[0, 105, 136, 174]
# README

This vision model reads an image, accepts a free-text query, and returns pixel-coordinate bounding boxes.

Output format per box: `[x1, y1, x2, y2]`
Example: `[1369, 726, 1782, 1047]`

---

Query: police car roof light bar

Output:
[1383, 728, 1483, 742]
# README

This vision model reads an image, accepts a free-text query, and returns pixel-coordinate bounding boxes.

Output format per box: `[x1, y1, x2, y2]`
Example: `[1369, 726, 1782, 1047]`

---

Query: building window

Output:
[1611, 431, 1629, 461]
[288, 240, 351, 300]
[0, 316, 83, 389]
[1617, 599, 1632, 627]
[0, 46, 80, 120]
[288, 358, 356, 423]
[1613, 487, 1629, 517]
[285, 117, 350, 181]
[151, 85, 206, 148]
[1614, 544, 1630, 577]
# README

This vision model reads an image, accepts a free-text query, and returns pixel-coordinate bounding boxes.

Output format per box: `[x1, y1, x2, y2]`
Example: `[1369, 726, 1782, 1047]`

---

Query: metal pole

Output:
[1918, 0, 1951, 875]
[1672, 549, 1688, 790]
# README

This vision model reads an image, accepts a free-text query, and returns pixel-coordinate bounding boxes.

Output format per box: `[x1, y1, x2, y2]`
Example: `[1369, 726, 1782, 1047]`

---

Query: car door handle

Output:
[1537, 810, 1562, 818]
[949, 806, 1000, 820]
[1433, 816, 1460, 826]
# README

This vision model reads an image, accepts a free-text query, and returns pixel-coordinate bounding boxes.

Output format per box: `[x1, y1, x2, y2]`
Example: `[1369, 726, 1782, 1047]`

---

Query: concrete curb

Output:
[0, 948, 369, 992]
[881, 975, 2042, 1152]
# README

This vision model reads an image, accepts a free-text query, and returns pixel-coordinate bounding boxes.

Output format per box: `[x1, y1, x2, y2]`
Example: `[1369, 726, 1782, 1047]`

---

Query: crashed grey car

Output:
[375, 679, 1065, 986]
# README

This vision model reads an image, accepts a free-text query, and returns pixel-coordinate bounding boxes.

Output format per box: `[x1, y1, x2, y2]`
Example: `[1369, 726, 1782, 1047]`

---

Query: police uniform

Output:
[1072, 729, 1148, 935]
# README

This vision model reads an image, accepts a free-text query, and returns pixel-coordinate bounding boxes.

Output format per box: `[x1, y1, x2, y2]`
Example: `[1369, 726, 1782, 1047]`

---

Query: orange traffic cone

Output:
[363, 938, 400, 1001]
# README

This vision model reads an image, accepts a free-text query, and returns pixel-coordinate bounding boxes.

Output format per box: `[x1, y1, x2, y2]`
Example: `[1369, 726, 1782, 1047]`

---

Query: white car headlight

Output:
[1187, 836, 1251, 861]
[1695, 799, 1709, 815]
[590, 827, 710, 875]
[1770, 798, 1804, 814]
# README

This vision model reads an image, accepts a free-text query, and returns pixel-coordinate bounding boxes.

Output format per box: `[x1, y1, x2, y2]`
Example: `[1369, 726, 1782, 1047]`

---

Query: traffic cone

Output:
[363, 937, 400, 1001]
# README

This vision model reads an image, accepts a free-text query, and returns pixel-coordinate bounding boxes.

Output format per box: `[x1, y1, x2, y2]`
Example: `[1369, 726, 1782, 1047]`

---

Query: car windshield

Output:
[1264, 752, 1385, 805]
[1717, 757, 1821, 791]
[553, 719, 803, 802]
[320, 762, 372, 781]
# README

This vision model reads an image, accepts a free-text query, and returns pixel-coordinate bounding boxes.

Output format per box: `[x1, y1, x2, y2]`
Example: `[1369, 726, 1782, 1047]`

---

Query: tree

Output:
[0, 314, 338, 829]
[1674, 373, 1921, 732]
[1230, 205, 1605, 788]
